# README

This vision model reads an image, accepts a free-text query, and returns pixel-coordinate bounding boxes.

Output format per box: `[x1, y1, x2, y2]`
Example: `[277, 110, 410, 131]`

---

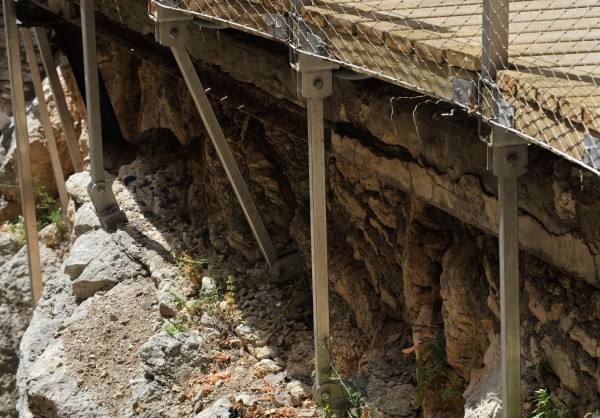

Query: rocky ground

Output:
[10, 154, 409, 417]
[11, 166, 320, 417]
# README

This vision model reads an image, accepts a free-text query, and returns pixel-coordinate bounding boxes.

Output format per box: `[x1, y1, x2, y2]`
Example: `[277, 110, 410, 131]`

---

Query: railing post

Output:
[3, 0, 43, 304]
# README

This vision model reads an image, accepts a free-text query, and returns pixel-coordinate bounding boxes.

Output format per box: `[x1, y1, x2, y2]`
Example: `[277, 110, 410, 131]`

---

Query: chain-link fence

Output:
[150, 0, 599, 175]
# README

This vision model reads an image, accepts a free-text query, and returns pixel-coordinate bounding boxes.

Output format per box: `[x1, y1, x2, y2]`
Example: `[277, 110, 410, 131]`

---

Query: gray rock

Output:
[252, 359, 282, 378]
[286, 380, 310, 406]
[64, 230, 112, 280]
[464, 367, 502, 418]
[0, 243, 62, 418]
[64, 228, 144, 299]
[195, 397, 232, 418]
[0, 230, 19, 264]
[138, 331, 209, 383]
[72, 246, 144, 300]
[200, 276, 217, 295]
[65, 171, 91, 206]
[73, 202, 101, 237]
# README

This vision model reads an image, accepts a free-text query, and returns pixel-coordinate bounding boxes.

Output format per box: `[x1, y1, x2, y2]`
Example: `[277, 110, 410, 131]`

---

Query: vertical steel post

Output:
[490, 128, 527, 418]
[80, 0, 126, 230]
[22, 28, 70, 216]
[296, 53, 344, 411]
[307, 95, 330, 386]
[32, 28, 84, 173]
[3, 0, 43, 304]
[498, 173, 521, 418]
[482, 0, 525, 415]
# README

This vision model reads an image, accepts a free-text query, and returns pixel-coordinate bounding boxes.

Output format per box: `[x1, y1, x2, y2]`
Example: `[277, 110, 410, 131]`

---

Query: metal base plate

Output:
[314, 381, 347, 416]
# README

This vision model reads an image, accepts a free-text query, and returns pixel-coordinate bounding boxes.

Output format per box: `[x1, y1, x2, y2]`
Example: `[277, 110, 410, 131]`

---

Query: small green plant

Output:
[173, 250, 210, 284]
[165, 318, 190, 336]
[321, 344, 382, 418]
[2, 186, 66, 245]
[34, 186, 65, 231]
[2, 215, 26, 244]
[415, 337, 461, 408]
[533, 389, 559, 418]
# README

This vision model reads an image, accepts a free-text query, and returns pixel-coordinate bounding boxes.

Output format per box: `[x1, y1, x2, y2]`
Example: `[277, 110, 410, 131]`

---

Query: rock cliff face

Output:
[1, 1, 600, 417]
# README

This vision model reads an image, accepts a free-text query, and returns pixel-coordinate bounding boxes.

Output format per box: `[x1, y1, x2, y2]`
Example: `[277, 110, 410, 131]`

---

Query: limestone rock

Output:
[0, 243, 62, 418]
[0, 230, 19, 264]
[73, 202, 100, 237]
[252, 359, 282, 378]
[64, 230, 112, 280]
[286, 380, 310, 406]
[138, 331, 209, 383]
[66, 171, 92, 207]
[464, 367, 501, 418]
[195, 397, 232, 418]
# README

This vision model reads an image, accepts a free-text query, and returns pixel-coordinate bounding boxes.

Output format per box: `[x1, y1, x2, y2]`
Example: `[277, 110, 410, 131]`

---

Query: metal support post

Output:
[490, 127, 527, 418]
[3, 0, 43, 304]
[482, 0, 524, 415]
[295, 52, 345, 412]
[21, 28, 70, 216]
[32, 27, 84, 173]
[80, 0, 126, 230]
[152, 1, 302, 280]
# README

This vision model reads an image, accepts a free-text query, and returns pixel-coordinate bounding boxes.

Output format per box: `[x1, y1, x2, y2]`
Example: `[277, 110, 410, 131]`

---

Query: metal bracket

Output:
[451, 78, 476, 108]
[584, 134, 600, 170]
[153, 0, 192, 48]
[265, 13, 288, 41]
[494, 97, 515, 129]
[314, 381, 347, 411]
[487, 126, 528, 178]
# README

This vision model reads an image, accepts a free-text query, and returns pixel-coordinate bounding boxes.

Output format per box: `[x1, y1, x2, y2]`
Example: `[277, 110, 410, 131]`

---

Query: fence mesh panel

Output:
[150, 0, 600, 174]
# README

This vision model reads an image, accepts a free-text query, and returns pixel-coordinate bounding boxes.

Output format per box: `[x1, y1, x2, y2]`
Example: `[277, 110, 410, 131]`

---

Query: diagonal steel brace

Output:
[152, 1, 301, 280]
[3, 0, 43, 304]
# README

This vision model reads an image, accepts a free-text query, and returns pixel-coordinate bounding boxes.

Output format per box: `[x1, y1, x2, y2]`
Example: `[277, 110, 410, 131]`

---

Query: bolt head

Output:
[170, 27, 179, 38]
[505, 152, 519, 166]
[321, 392, 330, 402]
[313, 78, 324, 90]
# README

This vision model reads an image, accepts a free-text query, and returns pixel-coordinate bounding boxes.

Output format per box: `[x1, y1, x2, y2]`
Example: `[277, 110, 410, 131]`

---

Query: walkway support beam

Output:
[80, 0, 126, 230]
[481, 0, 526, 414]
[32, 27, 84, 173]
[22, 28, 70, 217]
[490, 127, 527, 418]
[152, 1, 303, 280]
[3, 0, 43, 304]
[294, 52, 345, 413]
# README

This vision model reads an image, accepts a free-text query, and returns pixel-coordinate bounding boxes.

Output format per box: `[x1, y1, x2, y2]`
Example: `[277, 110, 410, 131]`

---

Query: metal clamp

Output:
[584, 134, 600, 170]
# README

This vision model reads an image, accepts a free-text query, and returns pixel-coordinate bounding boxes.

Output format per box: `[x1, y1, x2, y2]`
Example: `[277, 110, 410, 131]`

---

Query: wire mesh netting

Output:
[146, 0, 600, 174]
